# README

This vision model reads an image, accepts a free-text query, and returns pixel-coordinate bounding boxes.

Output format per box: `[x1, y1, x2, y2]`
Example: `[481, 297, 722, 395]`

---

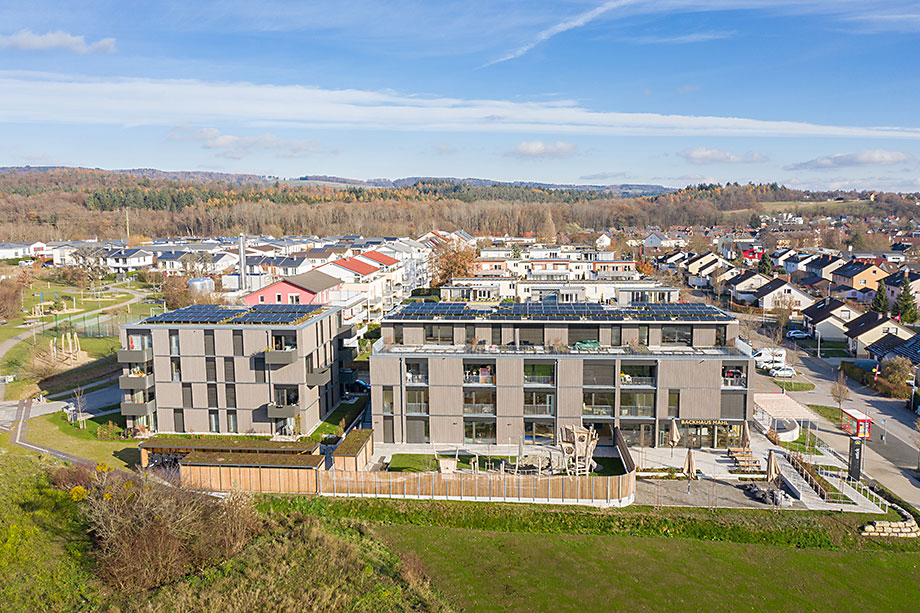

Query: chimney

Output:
[238, 233, 247, 291]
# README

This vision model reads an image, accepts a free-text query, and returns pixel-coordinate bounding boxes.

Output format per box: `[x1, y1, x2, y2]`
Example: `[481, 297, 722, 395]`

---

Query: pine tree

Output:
[870, 280, 889, 314]
[757, 254, 772, 275]
[895, 283, 918, 324]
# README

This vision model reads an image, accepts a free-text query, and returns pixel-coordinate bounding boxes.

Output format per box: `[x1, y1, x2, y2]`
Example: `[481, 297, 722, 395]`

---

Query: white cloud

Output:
[630, 31, 734, 44]
[676, 85, 700, 95]
[0, 29, 115, 54]
[580, 171, 628, 181]
[679, 147, 767, 164]
[168, 127, 332, 159]
[486, 0, 639, 66]
[507, 140, 576, 158]
[3, 71, 920, 140]
[784, 149, 914, 170]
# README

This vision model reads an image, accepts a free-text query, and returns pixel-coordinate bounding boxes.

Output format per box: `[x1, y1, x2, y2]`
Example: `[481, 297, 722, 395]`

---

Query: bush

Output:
[840, 361, 911, 399]
[94, 420, 123, 440]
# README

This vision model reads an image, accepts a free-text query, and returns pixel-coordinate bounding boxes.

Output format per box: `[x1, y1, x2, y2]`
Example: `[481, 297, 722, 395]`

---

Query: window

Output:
[382, 386, 394, 414]
[620, 391, 655, 417]
[463, 389, 496, 414]
[583, 391, 614, 416]
[258, 295, 265, 303]
[383, 416, 394, 443]
[225, 384, 236, 408]
[126, 331, 151, 350]
[205, 357, 217, 382]
[491, 325, 502, 345]
[232, 330, 243, 355]
[668, 390, 680, 418]
[288, 294, 300, 304]
[169, 330, 180, 354]
[720, 392, 745, 420]
[406, 417, 430, 443]
[661, 325, 692, 346]
[638, 325, 649, 346]
[463, 418, 496, 444]
[715, 326, 727, 347]
[568, 325, 599, 344]
[523, 391, 554, 415]
[393, 324, 403, 344]
[208, 410, 220, 433]
[227, 410, 238, 433]
[516, 325, 543, 346]
[524, 363, 554, 384]
[254, 357, 265, 383]
[170, 357, 181, 382]
[465, 324, 476, 344]
[276, 293, 282, 303]
[204, 330, 215, 355]
[224, 358, 235, 382]
[173, 409, 185, 433]
[207, 384, 218, 408]
[424, 324, 453, 345]
[583, 362, 615, 386]
[610, 325, 622, 347]
[182, 383, 192, 408]
[274, 385, 299, 407]
[406, 389, 429, 414]
[524, 420, 554, 445]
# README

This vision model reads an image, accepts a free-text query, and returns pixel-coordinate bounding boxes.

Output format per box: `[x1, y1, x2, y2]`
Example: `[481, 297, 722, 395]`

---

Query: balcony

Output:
[120, 399, 155, 416]
[620, 406, 655, 418]
[264, 348, 297, 365]
[406, 402, 429, 414]
[117, 347, 152, 363]
[523, 375, 554, 385]
[406, 372, 429, 385]
[463, 403, 496, 415]
[722, 376, 747, 388]
[306, 367, 331, 387]
[267, 402, 299, 419]
[463, 373, 494, 384]
[621, 376, 656, 387]
[583, 404, 614, 416]
[336, 323, 357, 339]
[118, 373, 154, 390]
[523, 404, 555, 416]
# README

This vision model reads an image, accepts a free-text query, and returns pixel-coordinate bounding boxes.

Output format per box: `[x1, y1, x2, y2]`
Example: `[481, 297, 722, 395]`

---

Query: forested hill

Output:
[0, 166, 917, 241]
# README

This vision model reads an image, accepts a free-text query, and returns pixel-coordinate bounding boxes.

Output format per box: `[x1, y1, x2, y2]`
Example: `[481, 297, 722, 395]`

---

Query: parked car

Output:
[786, 330, 809, 340]
[724, 368, 744, 378]
[752, 348, 786, 363]
[770, 366, 796, 378]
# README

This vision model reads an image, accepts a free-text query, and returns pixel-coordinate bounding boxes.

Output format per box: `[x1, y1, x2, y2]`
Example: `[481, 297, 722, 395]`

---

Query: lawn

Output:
[2, 334, 120, 400]
[388, 453, 625, 476]
[808, 404, 843, 425]
[376, 524, 920, 612]
[307, 395, 368, 441]
[26, 412, 140, 469]
[772, 380, 816, 392]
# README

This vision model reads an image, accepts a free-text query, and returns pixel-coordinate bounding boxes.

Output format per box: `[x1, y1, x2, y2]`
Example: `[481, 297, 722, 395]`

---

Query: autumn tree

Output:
[881, 356, 914, 385]
[771, 294, 796, 335]
[0, 279, 22, 319]
[431, 242, 476, 287]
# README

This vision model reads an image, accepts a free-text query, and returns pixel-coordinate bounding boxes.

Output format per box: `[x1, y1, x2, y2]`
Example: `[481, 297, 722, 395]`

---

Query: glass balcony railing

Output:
[523, 404, 555, 416]
[405, 372, 429, 384]
[463, 373, 495, 384]
[722, 376, 747, 388]
[583, 404, 614, 416]
[463, 403, 496, 415]
[620, 406, 655, 417]
[406, 402, 429, 414]
[621, 376, 656, 387]
[523, 374, 554, 385]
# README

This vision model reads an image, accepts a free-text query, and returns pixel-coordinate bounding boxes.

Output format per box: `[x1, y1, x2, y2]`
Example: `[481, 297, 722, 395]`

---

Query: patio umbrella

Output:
[766, 449, 781, 485]
[668, 418, 681, 458]
[683, 448, 696, 479]
[740, 420, 751, 450]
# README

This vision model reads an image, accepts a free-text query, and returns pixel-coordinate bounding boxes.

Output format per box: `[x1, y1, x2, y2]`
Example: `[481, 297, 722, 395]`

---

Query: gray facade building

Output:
[370, 302, 752, 450]
[118, 304, 354, 436]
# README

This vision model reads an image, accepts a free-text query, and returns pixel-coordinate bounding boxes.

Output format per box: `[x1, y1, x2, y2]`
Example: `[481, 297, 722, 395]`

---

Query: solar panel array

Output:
[144, 304, 325, 326]
[388, 301, 731, 322]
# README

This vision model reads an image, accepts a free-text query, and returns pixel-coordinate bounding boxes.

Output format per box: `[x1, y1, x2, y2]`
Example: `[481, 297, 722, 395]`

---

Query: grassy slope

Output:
[307, 396, 368, 441]
[377, 524, 920, 612]
[27, 413, 140, 469]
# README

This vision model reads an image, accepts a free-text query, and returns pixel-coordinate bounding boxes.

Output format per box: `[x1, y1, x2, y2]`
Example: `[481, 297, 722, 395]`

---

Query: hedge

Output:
[840, 361, 911, 399]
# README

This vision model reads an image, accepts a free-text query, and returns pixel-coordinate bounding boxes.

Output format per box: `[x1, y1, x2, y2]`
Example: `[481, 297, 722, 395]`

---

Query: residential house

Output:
[783, 252, 820, 277]
[726, 271, 771, 303]
[804, 255, 846, 281]
[832, 261, 886, 291]
[882, 270, 920, 306]
[844, 311, 913, 357]
[801, 298, 858, 341]
[243, 270, 344, 306]
[105, 248, 154, 273]
[753, 279, 815, 314]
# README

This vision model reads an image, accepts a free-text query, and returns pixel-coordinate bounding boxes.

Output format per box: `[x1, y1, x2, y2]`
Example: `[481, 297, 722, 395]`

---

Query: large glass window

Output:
[463, 363, 495, 384]
[523, 391, 555, 416]
[638, 325, 649, 346]
[668, 390, 680, 418]
[225, 384, 236, 408]
[524, 420, 554, 445]
[619, 421, 654, 447]
[181, 383, 192, 408]
[583, 391, 615, 416]
[207, 384, 218, 408]
[620, 391, 655, 417]
[568, 325, 599, 344]
[610, 326, 622, 347]
[393, 324, 403, 344]
[583, 361, 615, 386]
[516, 325, 543, 346]
[170, 357, 181, 382]
[424, 324, 453, 345]
[620, 364, 656, 386]
[254, 357, 265, 383]
[464, 418, 496, 444]
[523, 363, 554, 385]
[274, 385, 299, 407]
[126, 331, 151, 350]
[224, 358, 235, 382]
[382, 386, 394, 414]
[204, 330, 215, 355]
[232, 330, 243, 354]
[208, 410, 220, 433]
[173, 409, 185, 433]
[169, 330, 180, 354]
[406, 389, 429, 414]
[405, 360, 428, 384]
[463, 389, 496, 414]
[661, 325, 692, 346]
[715, 325, 727, 347]
[491, 325, 502, 345]
[227, 410, 238, 433]
[205, 357, 217, 382]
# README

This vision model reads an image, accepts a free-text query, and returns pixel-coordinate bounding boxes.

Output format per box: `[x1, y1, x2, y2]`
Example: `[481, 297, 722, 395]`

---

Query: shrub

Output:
[49, 464, 94, 490]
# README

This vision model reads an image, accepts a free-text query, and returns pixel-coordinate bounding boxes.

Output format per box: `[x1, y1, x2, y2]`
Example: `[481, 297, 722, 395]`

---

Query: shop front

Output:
[657, 419, 742, 449]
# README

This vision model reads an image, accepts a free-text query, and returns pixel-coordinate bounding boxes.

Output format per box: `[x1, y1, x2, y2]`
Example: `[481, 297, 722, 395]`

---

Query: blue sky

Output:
[1, 0, 920, 190]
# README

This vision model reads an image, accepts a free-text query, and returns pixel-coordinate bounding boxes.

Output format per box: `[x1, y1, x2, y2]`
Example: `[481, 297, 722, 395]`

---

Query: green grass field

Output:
[376, 524, 920, 612]
[307, 396, 368, 441]
[773, 380, 816, 392]
[26, 412, 139, 469]
[388, 453, 625, 476]
[808, 404, 843, 425]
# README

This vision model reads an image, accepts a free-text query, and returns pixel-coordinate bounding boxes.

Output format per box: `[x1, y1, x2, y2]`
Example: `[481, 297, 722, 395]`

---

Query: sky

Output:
[1, 1, 920, 191]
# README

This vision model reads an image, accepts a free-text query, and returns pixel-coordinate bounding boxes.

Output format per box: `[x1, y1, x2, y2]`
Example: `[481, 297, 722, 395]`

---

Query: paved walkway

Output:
[8, 399, 94, 466]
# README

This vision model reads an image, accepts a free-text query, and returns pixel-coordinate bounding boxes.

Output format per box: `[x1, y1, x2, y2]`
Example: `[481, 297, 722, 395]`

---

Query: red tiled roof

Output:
[360, 250, 399, 266]
[329, 257, 379, 276]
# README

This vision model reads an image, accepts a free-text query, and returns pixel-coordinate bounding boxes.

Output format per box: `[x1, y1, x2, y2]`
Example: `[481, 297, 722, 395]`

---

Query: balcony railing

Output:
[306, 367, 331, 387]
[406, 402, 429, 414]
[722, 376, 747, 388]
[523, 404, 555, 416]
[264, 348, 297, 365]
[118, 373, 154, 390]
[621, 376, 656, 387]
[120, 398, 155, 416]
[463, 403, 496, 415]
[267, 402, 299, 419]
[620, 406, 655, 417]
[117, 347, 152, 363]
[583, 404, 614, 416]
[463, 373, 495, 384]
[523, 374, 554, 385]
[405, 372, 429, 384]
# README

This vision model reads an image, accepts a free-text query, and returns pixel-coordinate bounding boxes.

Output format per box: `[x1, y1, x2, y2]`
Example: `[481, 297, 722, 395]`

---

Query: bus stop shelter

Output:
[840, 408, 872, 439]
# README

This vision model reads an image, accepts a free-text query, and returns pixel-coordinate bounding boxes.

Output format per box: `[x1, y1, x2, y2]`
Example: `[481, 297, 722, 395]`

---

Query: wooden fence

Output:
[181, 465, 636, 507]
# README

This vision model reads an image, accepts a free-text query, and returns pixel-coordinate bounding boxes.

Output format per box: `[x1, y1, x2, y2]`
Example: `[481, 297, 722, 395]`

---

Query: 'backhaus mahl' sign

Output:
[680, 419, 730, 426]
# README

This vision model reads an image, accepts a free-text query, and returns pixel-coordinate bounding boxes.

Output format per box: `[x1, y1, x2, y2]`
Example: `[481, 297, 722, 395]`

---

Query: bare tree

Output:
[830, 371, 851, 416]
[771, 294, 796, 337]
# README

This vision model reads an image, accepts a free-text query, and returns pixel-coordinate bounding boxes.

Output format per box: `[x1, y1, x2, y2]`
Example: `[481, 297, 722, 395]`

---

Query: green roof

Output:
[180, 451, 324, 468]
[332, 429, 373, 456]
[141, 437, 319, 454]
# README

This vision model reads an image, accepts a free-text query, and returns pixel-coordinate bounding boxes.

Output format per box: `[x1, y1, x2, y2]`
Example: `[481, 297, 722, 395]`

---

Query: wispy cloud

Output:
[168, 126, 333, 159]
[485, 0, 639, 66]
[679, 147, 767, 164]
[784, 149, 914, 170]
[507, 140, 577, 158]
[676, 85, 701, 95]
[3, 71, 920, 140]
[0, 29, 115, 54]
[629, 30, 735, 44]
[580, 171, 628, 181]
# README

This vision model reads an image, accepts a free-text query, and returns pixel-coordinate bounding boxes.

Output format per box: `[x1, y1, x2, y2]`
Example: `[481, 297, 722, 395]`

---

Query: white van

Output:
[753, 348, 786, 363]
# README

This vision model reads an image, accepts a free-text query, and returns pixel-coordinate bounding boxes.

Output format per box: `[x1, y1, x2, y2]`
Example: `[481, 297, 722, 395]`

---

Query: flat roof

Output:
[141, 437, 320, 453]
[385, 301, 734, 323]
[139, 304, 329, 326]
[753, 393, 820, 421]
[180, 451, 324, 468]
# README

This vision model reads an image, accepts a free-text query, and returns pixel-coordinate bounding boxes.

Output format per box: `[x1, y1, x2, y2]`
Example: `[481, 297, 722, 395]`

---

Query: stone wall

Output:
[861, 504, 919, 538]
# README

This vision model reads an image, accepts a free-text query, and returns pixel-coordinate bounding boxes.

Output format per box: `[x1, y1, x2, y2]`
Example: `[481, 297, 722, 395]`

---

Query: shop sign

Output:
[680, 419, 730, 426]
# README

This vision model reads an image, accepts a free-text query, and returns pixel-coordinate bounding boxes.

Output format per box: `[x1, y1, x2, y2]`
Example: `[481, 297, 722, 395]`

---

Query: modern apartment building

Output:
[370, 302, 752, 450]
[118, 304, 353, 436]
